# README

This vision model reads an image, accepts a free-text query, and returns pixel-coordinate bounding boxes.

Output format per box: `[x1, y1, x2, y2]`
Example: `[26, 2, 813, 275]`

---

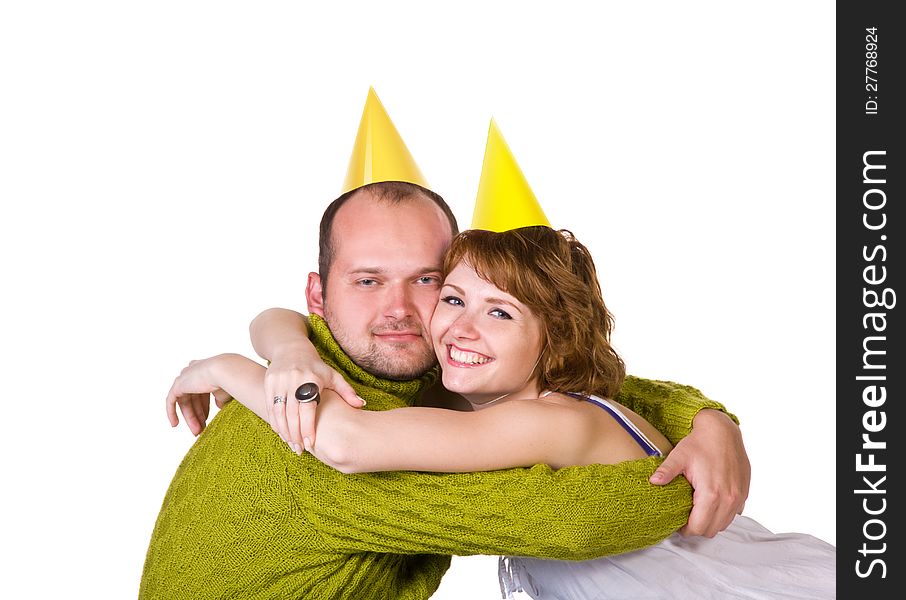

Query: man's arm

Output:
[616, 376, 738, 443]
[617, 375, 750, 537]
[284, 438, 692, 559]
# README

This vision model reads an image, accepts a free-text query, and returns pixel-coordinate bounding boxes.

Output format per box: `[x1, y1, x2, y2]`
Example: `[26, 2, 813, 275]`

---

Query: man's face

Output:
[307, 189, 453, 380]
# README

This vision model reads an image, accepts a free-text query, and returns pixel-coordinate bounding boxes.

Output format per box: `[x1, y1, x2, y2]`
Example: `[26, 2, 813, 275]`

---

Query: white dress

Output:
[498, 396, 836, 600]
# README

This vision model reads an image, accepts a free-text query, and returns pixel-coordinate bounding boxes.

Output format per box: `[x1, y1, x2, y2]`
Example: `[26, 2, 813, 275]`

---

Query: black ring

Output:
[295, 382, 321, 404]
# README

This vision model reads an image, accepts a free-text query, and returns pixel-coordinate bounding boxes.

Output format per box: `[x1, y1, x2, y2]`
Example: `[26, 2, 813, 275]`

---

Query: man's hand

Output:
[265, 342, 364, 454]
[649, 409, 750, 537]
[166, 358, 233, 436]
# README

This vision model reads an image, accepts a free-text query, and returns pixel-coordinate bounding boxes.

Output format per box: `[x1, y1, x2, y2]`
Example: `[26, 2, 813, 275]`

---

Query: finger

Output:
[179, 397, 204, 437]
[285, 396, 304, 453]
[213, 389, 231, 408]
[271, 392, 291, 444]
[297, 401, 318, 451]
[264, 378, 285, 436]
[332, 375, 365, 408]
[649, 456, 681, 485]
[709, 495, 743, 537]
[197, 396, 210, 431]
[166, 388, 180, 427]
[680, 488, 719, 537]
[189, 394, 210, 436]
[178, 401, 199, 436]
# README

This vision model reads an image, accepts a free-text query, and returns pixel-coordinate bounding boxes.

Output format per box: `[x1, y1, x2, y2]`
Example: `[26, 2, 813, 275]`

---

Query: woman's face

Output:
[430, 261, 544, 406]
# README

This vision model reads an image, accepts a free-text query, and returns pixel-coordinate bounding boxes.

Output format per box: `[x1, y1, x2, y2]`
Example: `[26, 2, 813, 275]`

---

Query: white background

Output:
[1, 2, 834, 597]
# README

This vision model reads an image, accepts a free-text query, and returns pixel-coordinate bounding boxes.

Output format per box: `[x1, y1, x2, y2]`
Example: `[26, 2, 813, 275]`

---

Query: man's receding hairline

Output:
[331, 187, 455, 241]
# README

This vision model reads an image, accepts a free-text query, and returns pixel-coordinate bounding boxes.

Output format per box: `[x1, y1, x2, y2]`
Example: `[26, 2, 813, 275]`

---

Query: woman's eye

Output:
[489, 308, 512, 320]
[440, 295, 464, 307]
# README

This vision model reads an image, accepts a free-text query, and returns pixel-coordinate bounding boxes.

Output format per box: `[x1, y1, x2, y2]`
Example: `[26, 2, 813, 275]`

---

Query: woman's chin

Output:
[441, 375, 481, 397]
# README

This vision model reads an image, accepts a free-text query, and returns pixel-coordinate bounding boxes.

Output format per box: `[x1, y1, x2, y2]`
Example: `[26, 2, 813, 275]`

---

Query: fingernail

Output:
[303, 437, 312, 452]
[357, 395, 367, 406]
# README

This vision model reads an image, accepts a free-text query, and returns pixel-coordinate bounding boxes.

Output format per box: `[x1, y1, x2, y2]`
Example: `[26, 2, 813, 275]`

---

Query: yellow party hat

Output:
[341, 87, 430, 194]
[470, 119, 551, 232]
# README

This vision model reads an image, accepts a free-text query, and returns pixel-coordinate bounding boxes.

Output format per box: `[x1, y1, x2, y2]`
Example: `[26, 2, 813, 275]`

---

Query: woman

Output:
[172, 225, 835, 599]
[313, 225, 836, 599]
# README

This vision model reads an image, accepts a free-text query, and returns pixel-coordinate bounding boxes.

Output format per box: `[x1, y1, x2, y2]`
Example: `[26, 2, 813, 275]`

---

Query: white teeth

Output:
[450, 346, 490, 365]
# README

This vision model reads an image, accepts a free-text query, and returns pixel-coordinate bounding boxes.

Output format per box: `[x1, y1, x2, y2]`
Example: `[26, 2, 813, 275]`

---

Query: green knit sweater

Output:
[139, 315, 721, 599]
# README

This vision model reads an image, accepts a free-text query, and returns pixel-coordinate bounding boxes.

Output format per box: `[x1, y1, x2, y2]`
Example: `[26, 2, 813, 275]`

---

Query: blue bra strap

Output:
[566, 393, 663, 457]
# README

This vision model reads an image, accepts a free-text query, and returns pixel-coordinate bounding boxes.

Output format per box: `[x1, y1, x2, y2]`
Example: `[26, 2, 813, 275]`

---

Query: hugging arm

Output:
[166, 354, 270, 426]
[294, 451, 692, 559]
[249, 308, 363, 450]
[617, 376, 751, 537]
[249, 307, 750, 537]
[310, 395, 610, 474]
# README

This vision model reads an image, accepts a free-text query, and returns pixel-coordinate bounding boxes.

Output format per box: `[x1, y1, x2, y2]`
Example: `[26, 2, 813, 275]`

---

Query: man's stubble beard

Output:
[324, 306, 438, 381]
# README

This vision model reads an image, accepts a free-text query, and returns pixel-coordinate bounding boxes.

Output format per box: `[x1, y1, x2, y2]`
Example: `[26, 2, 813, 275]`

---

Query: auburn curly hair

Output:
[443, 226, 626, 398]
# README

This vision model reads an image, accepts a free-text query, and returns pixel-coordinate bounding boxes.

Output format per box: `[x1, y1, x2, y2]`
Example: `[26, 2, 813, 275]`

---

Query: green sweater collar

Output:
[308, 314, 438, 410]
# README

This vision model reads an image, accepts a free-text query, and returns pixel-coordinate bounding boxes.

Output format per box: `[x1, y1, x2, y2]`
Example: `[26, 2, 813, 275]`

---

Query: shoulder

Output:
[496, 395, 603, 468]
[505, 393, 595, 427]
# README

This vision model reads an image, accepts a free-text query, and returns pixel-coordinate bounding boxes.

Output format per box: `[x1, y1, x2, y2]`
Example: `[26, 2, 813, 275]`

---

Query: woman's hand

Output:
[166, 357, 234, 436]
[265, 341, 365, 454]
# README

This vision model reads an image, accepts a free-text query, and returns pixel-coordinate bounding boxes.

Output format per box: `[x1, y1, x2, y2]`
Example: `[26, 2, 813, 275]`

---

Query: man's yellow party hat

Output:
[470, 119, 551, 232]
[341, 87, 430, 194]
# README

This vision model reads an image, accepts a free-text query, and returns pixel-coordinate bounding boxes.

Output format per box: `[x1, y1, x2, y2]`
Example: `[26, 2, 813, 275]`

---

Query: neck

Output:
[308, 313, 437, 409]
[466, 382, 542, 411]
[462, 353, 544, 411]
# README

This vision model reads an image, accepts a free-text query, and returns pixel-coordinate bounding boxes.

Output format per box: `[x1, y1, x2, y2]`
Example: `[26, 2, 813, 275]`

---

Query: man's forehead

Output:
[331, 196, 451, 247]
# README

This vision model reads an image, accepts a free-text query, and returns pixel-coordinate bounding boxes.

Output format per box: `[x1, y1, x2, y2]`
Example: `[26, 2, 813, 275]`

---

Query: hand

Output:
[265, 343, 364, 454]
[649, 409, 751, 537]
[166, 358, 233, 436]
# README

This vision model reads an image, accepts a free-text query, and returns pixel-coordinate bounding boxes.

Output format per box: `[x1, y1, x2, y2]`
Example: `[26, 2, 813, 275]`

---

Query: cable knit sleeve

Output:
[615, 375, 740, 446]
[290, 453, 692, 559]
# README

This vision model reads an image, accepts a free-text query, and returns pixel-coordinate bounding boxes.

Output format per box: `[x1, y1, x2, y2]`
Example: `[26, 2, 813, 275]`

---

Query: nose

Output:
[383, 282, 415, 321]
[448, 310, 478, 340]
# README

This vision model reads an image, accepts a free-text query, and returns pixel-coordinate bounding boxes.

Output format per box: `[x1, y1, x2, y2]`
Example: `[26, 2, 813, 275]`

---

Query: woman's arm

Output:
[166, 353, 270, 424]
[310, 394, 611, 474]
[249, 307, 313, 364]
[249, 308, 363, 450]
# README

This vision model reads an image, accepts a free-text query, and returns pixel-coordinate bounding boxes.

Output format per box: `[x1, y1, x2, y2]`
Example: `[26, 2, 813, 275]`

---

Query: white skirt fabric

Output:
[498, 515, 835, 599]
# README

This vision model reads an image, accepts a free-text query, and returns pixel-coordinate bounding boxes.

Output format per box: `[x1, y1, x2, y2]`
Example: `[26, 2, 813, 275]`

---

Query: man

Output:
[144, 90, 748, 599]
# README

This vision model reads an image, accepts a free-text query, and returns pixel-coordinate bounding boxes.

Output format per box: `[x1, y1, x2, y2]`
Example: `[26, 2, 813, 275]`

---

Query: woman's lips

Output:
[446, 344, 493, 367]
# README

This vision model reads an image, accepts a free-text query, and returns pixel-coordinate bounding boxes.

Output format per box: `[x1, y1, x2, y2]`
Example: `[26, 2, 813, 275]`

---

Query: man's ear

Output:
[306, 272, 325, 317]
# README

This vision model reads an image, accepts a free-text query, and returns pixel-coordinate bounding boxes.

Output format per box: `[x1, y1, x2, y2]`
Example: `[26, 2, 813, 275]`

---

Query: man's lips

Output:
[373, 331, 423, 343]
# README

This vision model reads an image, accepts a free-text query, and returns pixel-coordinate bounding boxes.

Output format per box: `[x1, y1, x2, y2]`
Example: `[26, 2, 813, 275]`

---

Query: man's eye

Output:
[440, 295, 464, 307]
[357, 279, 378, 286]
[489, 308, 512, 320]
[417, 276, 441, 285]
